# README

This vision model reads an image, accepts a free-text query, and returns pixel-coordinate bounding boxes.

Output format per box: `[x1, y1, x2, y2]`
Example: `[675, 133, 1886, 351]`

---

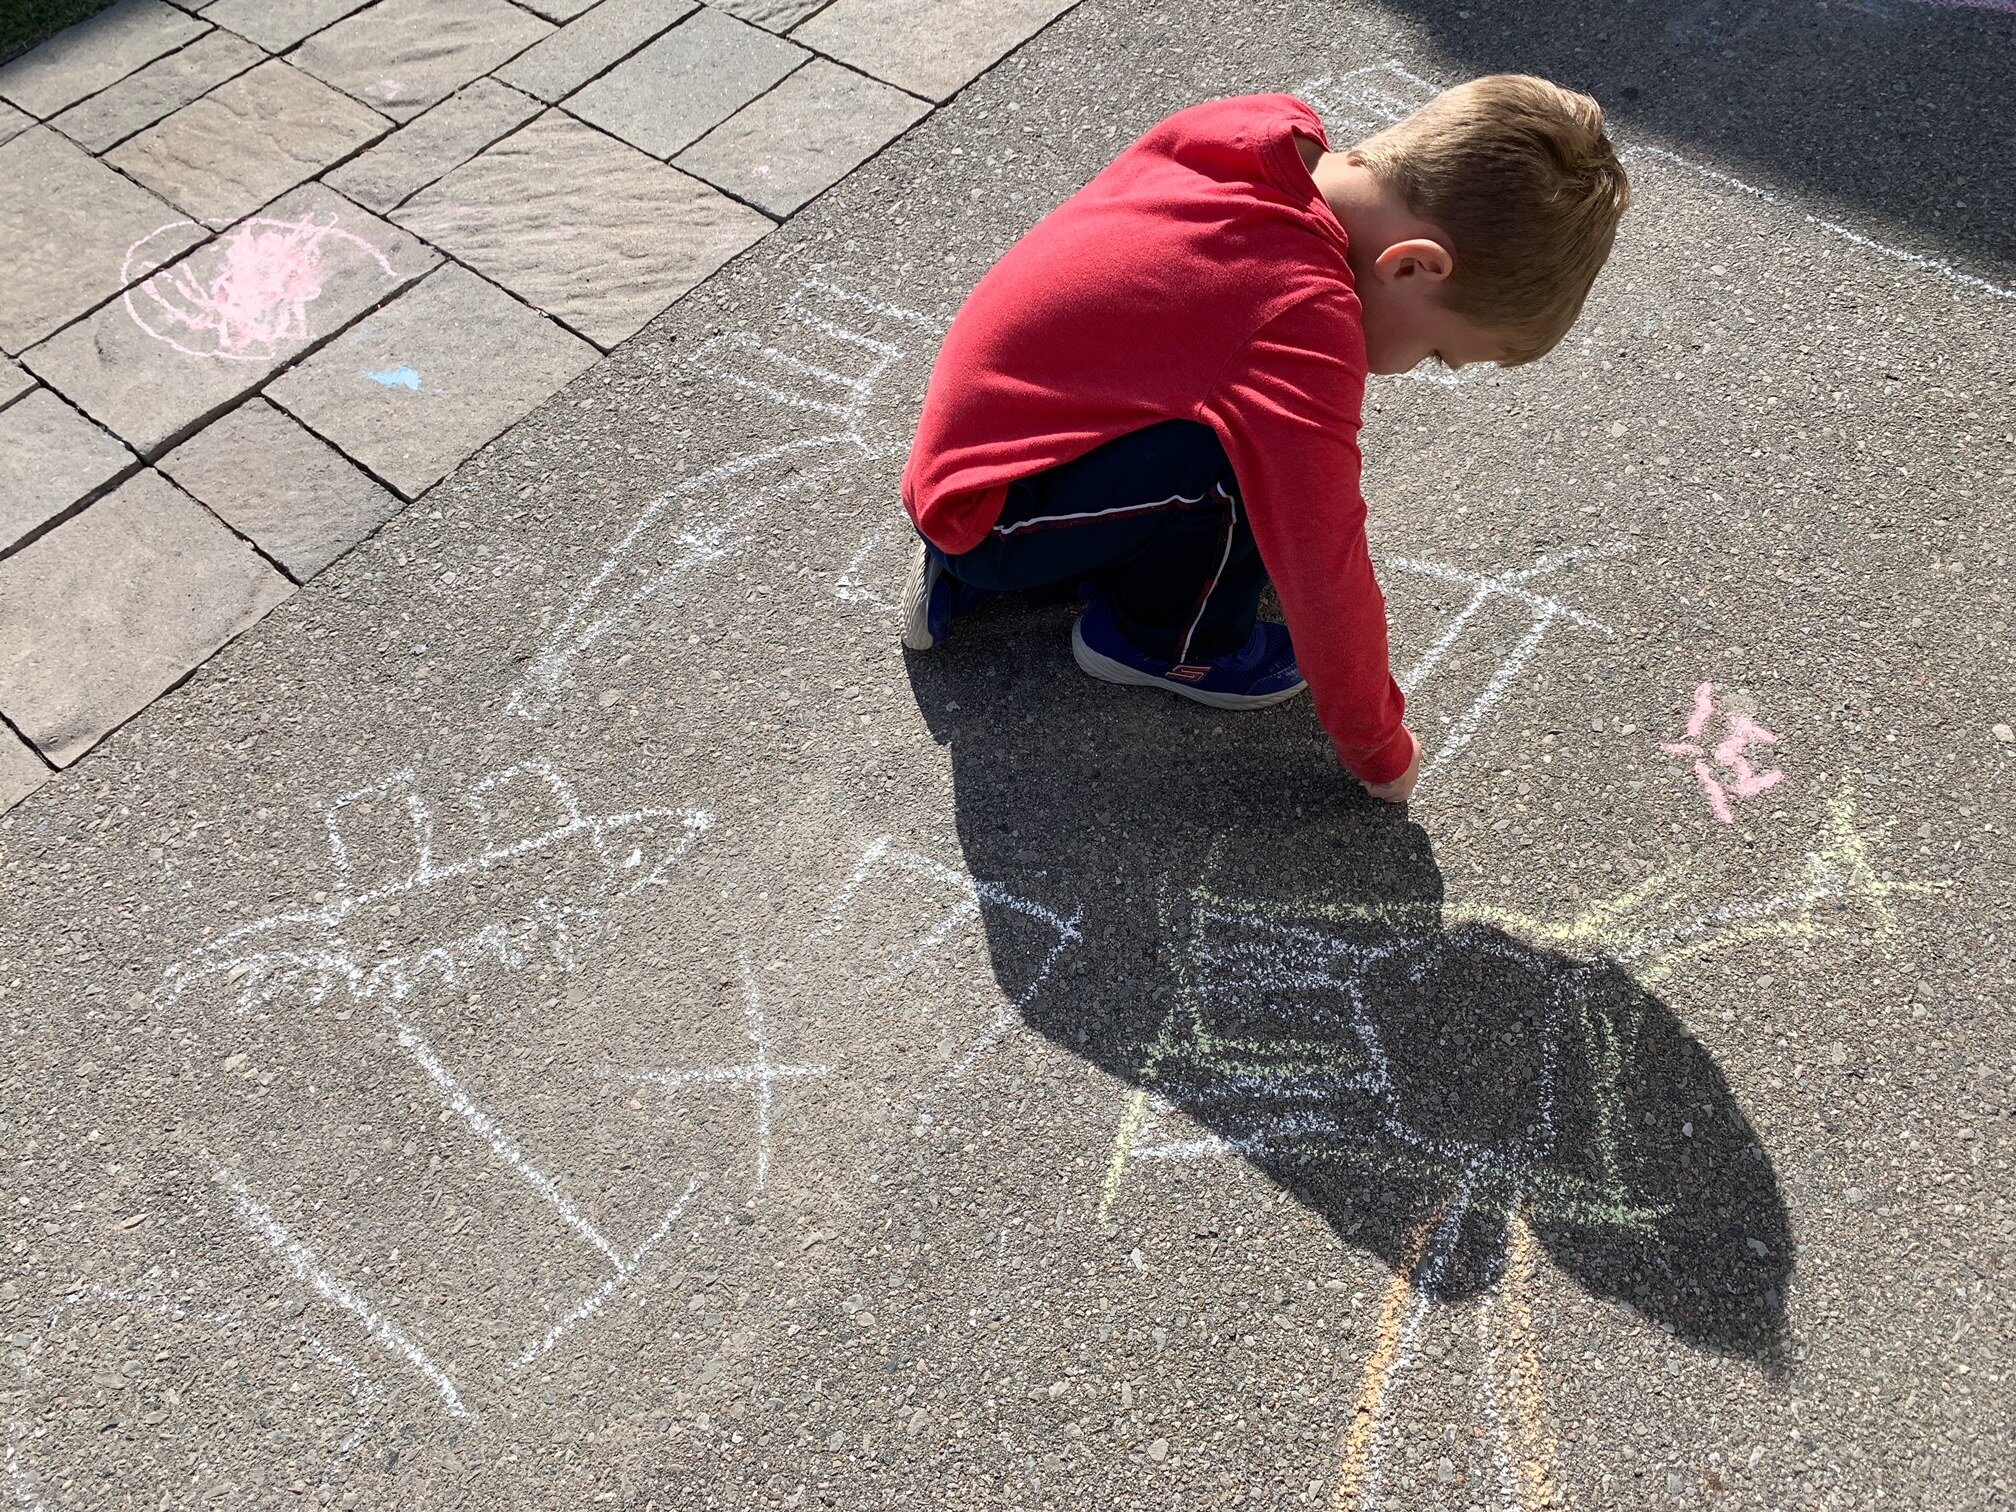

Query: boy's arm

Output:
[1202, 291, 1414, 791]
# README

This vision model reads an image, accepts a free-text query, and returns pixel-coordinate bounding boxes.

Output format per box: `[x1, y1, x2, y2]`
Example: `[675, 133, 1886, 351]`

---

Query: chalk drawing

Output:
[367, 365, 422, 390]
[822, 835, 1083, 1112]
[828, 532, 1626, 792]
[1389, 543, 1631, 787]
[1659, 680, 1785, 823]
[1096, 781, 1932, 1508]
[836, 522, 900, 609]
[508, 280, 946, 719]
[222, 1171, 470, 1419]
[4, 1284, 384, 1510]
[1298, 63, 2016, 302]
[157, 759, 710, 1012]
[121, 215, 400, 362]
[156, 761, 715, 1409]
[610, 953, 831, 1193]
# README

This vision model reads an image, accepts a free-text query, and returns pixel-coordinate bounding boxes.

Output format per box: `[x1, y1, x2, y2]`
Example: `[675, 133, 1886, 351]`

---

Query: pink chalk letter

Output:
[1659, 681, 1785, 825]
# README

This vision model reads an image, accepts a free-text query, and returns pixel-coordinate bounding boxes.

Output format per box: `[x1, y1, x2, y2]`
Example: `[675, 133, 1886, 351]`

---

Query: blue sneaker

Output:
[1071, 598, 1307, 709]
[900, 538, 996, 650]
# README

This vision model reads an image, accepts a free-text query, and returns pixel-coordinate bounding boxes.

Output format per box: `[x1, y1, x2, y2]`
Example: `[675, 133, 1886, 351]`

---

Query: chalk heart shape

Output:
[122, 216, 398, 363]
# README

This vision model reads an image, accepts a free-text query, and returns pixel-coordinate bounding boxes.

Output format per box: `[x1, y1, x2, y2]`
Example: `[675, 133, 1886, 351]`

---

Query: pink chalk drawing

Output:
[1660, 681, 1785, 824]
[121, 216, 397, 362]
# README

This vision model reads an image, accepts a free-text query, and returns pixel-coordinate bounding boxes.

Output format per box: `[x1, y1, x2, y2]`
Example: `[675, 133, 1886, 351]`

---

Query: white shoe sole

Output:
[900, 539, 938, 651]
[1071, 616, 1307, 710]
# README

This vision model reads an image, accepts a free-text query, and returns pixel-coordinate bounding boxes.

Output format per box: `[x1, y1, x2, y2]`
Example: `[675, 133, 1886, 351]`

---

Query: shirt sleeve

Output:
[1201, 291, 1412, 785]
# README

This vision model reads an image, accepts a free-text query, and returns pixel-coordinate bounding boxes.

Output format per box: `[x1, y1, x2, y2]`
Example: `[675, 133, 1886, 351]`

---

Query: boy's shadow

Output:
[907, 599, 1792, 1365]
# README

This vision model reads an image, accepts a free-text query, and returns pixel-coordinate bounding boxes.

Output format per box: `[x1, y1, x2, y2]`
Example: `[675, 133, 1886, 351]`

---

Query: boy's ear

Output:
[1372, 237, 1455, 284]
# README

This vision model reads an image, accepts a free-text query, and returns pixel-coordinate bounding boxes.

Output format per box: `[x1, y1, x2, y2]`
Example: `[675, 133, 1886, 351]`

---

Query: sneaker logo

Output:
[1165, 663, 1211, 682]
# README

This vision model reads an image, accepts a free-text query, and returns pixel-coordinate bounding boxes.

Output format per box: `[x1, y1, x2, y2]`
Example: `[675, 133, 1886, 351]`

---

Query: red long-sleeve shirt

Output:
[901, 93, 1411, 785]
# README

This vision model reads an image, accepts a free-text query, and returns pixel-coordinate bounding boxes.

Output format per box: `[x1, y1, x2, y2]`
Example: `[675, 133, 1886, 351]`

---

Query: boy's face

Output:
[1355, 238, 1510, 376]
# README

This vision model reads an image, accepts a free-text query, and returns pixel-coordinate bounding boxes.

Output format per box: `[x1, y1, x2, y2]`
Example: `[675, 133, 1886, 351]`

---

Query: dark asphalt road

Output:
[4, 1, 2013, 1508]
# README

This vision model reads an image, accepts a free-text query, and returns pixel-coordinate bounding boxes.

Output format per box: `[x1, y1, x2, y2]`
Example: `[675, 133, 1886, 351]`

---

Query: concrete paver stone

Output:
[23, 182, 439, 458]
[0, 469, 291, 767]
[0, 725, 49, 813]
[322, 78, 543, 214]
[394, 112, 770, 348]
[0, 102, 30, 146]
[793, 0, 1076, 101]
[0, 360, 30, 411]
[106, 60, 390, 227]
[159, 397, 402, 579]
[495, 0, 694, 104]
[291, 0, 553, 120]
[707, 0, 829, 33]
[197, 0, 376, 53]
[0, 0, 208, 117]
[564, 5, 804, 159]
[0, 389, 137, 553]
[50, 28, 264, 154]
[0, 128, 206, 356]
[516, 0, 600, 19]
[676, 56, 928, 216]
[265, 264, 597, 498]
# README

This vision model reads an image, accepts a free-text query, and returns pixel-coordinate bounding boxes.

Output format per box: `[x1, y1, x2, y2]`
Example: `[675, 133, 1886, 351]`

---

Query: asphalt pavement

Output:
[3, 0, 2013, 1508]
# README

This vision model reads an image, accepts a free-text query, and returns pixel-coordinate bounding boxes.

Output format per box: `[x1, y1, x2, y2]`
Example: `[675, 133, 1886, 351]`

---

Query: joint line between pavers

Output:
[0, 703, 58, 774]
[368, 93, 552, 217]
[500, 0, 704, 114]
[0, 387, 143, 565]
[48, 29, 270, 158]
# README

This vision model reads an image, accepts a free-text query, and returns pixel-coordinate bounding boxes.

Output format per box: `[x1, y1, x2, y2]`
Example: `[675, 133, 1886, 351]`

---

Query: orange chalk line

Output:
[1499, 1212, 1563, 1510]
[1332, 1200, 1564, 1512]
[1330, 1205, 1438, 1512]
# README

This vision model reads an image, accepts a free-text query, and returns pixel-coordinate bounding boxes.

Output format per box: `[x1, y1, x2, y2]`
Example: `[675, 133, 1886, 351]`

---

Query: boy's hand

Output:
[1363, 726, 1422, 804]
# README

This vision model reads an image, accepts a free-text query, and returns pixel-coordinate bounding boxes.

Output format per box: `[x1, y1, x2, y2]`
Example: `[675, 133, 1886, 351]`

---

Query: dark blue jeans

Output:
[929, 420, 1267, 662]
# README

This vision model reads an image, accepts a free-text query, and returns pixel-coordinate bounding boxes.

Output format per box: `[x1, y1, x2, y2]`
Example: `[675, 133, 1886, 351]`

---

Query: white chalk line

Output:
[1622, 145, 2016, 301]
[819, 836, 1084, 1123]
[512, 1177, 702, 1368]
[610, 953, 831, 1194]
[1161, 909, 1576, 1180]
[383, 1002, 623, 1270]
[221, 1171, 468, 1419]
[509, 280, 945, 717]
[836, 523, 898, 608]
[152, 758, 732, 1406]
[159, 760, 711, 1007]
[1385, 543, 1630, 789]
[1355, 1177, 1477, 1509]
[1301, 63, 2015, 302]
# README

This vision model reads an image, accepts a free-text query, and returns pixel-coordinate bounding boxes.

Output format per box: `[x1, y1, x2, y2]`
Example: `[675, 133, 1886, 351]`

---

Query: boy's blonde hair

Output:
[1350, 74, 1630, 364]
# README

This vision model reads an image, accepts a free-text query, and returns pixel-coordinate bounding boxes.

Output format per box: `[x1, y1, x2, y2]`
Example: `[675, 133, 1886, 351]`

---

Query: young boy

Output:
[899, 75, 1630, 803]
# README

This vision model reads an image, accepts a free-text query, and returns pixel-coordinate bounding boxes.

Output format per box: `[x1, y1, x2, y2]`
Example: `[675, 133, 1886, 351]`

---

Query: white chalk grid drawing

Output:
[509, 279, 946, 719]
[1388, 542, 1629, 788]
[5, 1284, 384, 1508]
[1094, 781, 1934, 1510]
[154, 761, 714, 1415]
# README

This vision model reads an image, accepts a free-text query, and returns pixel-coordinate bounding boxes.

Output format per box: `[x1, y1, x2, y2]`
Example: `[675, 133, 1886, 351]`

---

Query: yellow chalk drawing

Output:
[1097, 1088, 1150, 1225]
[1101, 782, 1934, 1219]
[1090, 782, 1935, 1512]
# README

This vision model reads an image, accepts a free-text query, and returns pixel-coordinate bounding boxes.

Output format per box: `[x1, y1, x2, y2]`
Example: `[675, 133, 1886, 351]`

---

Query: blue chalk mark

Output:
[366, 366, 422, 390]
